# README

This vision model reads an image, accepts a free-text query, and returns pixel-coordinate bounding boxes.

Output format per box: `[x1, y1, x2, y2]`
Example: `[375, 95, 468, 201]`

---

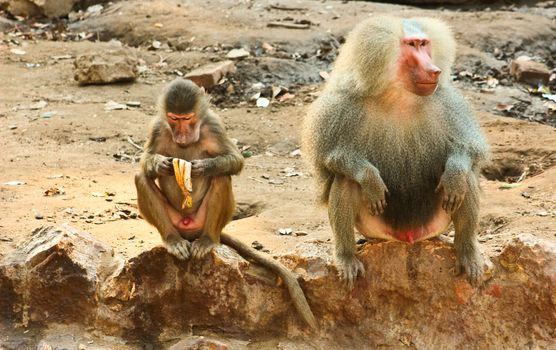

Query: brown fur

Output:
[135, 78, 317, 329]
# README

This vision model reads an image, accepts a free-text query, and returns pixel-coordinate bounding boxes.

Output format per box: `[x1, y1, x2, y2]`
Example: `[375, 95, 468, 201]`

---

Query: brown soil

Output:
[0, 0, 555, 348]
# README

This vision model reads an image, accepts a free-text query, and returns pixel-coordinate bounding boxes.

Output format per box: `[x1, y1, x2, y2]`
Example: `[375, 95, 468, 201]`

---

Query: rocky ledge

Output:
[0, 225, 554, 348]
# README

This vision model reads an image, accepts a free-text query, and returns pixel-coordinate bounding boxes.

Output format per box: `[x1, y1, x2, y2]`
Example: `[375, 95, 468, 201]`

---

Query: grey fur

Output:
[303, 16, 489, 287]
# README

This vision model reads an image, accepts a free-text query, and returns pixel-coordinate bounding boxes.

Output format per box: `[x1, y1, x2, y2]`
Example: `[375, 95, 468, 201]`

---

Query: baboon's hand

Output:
[155, 155, 175, 177]
[436, 169, 468, 213]
[336, 255, 365, 289]
[454, 243, 484, 286]
[190, 159, 214, 177]
[164, 234, 191, 259]
[360, 167, 389, 216]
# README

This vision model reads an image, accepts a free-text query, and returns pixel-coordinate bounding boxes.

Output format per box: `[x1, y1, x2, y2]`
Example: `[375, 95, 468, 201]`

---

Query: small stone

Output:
[271, 86, 282, 98]
[278, 93, 295, 102]
[226, 48, 250, 59]
[34, 211, 44, 220]
[241, 150, 253, 158]
[521, 192, 531, 199]
[294, 231, 308, 236]
[289, 149, 302, 157]
[74, 51, 138, 85]
[126, 101, 141, 107]
[510, 56, 550, 86]
[29, 100, 48, 110]
[3, 180, 25, 185]
[185, 60, 236, 90]
[9, 124, 18, 130]
[104, 101, 128, 111]
[41, 111, 56, 118]
[282, 167, 303, 177]
[262, 42, 274, 53]
[86, 4, 103, 14]
[256, 97, 270, 108]
[261, 174, 271, 180]
[278, 228, 293, 236]
[251, 241, 264, 250]
[151, 40, 162, 50]
[10, 48, 26, 55]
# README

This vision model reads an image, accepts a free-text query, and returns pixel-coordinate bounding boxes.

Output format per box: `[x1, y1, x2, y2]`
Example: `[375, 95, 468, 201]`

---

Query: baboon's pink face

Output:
[167, 111, 200, 147]
[396, 23, 441, 96]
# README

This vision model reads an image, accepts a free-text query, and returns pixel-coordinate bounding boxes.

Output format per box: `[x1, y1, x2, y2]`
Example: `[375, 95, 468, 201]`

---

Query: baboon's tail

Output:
[221, 233, 317, 330]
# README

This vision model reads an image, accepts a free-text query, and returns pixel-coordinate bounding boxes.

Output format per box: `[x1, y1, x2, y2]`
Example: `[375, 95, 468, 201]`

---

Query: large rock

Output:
[95, 245, 293, 339]
[185, 61, 236, 90]
[510, 56, 551, 86]
[74, 51, 138, 85]
[296, 237, 556, 348]
[0, 225, 117, 326]
[5, 0, 79, 18]
[0, 225, 555, 348]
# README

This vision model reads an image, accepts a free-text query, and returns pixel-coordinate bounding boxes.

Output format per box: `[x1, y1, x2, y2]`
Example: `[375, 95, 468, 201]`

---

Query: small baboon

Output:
[135, 78, 316, 329]
[303, 16, 489, 288]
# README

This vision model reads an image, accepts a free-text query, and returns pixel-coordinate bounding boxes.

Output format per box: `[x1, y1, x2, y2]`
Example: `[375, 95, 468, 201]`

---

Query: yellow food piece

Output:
[184, 160, 192, 192]
[172, 158, 193, 209]
[172, 158, 183, 188]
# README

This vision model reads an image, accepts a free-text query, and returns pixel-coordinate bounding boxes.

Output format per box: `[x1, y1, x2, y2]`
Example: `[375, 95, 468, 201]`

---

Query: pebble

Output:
[226, 48, 250, 59]
[256, 97, 270, 108]
[126, 101, 141, 107]
[10, 48, 26, 55]
[278, 228, 293, 236]
[251, 241, 264, 250]
[185, 60, 236, 89]
[41, 111, 56, 118]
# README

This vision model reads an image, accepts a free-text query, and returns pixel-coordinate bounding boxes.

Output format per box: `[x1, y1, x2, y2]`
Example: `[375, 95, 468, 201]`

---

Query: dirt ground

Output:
[0, 0, 555, 347]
